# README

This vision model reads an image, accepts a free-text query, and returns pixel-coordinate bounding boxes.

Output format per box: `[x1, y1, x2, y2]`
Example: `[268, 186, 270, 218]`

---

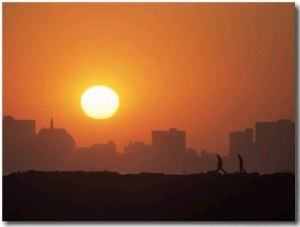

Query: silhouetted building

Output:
[124, 141, 151, 155]
[76, 141, 117, 163]
[35, 118, 75, 170]
[3, 116, 37, 173]
[36, 118, 75, 152]
[3, 116, 35, 143]
[83, 141, 117, 153]
[255, 119, 295, 173]
[229, 128, 253, 157]
[199, 150, 217, 169]
[122, 141, 153, 173]
[152, 128, 186, 153]
[76, 141, 120, 172]
[255, 119, 295, 148]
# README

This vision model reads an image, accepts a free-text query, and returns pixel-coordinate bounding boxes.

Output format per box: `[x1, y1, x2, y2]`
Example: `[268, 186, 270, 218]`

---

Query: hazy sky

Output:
[3, 3, 295, 155]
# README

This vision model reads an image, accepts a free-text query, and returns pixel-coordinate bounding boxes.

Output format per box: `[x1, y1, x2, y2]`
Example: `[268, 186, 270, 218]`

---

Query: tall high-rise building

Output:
[255, 119, 295, 148]
[3, 116, 36, 173]
[255, 119, 295, 173]
[152, 128, 186, 153]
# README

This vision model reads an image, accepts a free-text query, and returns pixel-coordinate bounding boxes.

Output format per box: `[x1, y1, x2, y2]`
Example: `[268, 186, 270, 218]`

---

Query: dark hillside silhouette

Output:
[3, 171, 295, 221]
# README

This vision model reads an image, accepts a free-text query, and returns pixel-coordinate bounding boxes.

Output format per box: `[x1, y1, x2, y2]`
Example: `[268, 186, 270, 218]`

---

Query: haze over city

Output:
[3, 3, 295, 155]
[2, 3, 296, 222]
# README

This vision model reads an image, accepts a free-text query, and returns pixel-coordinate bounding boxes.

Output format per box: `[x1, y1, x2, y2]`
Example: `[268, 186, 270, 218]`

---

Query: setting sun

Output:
[81, 85, 119, 119]
[2, 3, 296, 221]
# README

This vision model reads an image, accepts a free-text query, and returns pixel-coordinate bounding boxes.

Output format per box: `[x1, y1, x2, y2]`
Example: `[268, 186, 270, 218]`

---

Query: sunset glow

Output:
[2, 3, 296, 221]
[3, 3, 295, 154]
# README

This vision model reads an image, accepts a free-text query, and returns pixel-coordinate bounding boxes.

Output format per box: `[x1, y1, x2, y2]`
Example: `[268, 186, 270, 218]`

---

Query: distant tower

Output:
[50, 117, 54, 130]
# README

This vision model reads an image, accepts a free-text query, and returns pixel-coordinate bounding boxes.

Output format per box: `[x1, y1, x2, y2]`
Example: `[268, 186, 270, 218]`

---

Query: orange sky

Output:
[3, 3, 295, 155]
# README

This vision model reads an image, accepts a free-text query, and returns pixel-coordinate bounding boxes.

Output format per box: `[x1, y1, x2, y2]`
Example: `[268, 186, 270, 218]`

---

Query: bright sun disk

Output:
[81, 85, 119, 119]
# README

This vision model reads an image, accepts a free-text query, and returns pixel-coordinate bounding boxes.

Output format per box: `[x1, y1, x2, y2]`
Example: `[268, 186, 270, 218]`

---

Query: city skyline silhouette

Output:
[2, 2, 296, 222]
[2, 115, 296, 222]
[3, 115, 295, 175]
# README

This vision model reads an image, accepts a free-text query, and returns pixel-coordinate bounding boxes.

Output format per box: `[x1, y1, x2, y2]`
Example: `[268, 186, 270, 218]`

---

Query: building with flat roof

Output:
[3, 115, 36, 143]
[89, 141, 116, 153]
[124, 141, 151, 155]
[255, 119, 295, 147]
[152, 128, 186, 153]
[3, 116, 36, 173]
[255, 119, 295, 173]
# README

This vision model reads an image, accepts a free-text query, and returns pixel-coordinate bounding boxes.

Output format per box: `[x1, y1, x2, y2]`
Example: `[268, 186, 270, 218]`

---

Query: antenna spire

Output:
[50, 117, 54, 129]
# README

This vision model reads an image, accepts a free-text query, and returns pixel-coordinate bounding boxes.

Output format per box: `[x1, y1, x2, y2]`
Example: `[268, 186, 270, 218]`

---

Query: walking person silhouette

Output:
[238, 154, 247, 173]
[216, 154, 227, 174]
